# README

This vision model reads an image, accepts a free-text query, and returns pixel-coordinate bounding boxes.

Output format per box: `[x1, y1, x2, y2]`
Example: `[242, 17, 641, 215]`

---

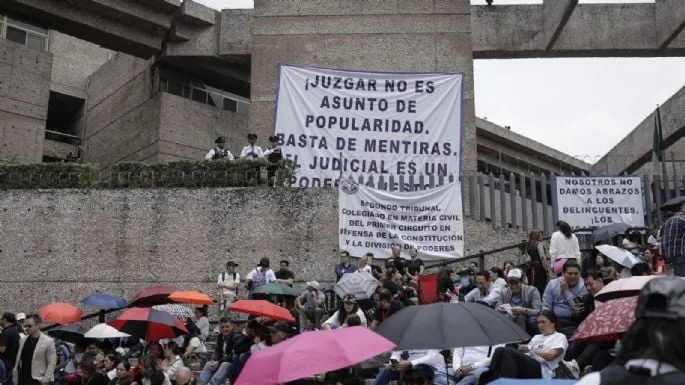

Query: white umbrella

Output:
[153, 304, 194, 319]
[85, 323, 131, 339]
[595, 244, 640, 268]
[334, 271, 380, 299]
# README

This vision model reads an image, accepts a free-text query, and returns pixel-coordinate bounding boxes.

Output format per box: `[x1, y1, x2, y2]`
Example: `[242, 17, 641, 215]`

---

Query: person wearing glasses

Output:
[12, 315, 56, 385]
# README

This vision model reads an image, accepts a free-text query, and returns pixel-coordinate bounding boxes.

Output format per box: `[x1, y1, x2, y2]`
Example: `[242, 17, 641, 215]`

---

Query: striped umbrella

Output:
[334, 271, 380, 299]
[153, 304, 194, 319]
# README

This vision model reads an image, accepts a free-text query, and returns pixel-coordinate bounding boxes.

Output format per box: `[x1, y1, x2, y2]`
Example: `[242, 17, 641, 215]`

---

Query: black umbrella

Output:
[375, 302, 529, 350]
[661, 196, 685, 212]
[592, 223, 630, 243]
[47, 323, 88, 344]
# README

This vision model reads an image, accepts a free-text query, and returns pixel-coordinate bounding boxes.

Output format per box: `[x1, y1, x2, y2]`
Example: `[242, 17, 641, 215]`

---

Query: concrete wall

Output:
[0, 39, 52, 163]
[249, 0, 477, 173]
[83, 54, 160, 166]
[48, 31, 112, 98]
[158, 92, 249, 161]
[0, 187, 526, 313]
[592, 85, 685, 175]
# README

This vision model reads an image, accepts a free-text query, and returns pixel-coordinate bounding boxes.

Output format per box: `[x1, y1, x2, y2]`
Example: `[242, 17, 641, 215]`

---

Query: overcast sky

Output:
[198, 0, 685, 163]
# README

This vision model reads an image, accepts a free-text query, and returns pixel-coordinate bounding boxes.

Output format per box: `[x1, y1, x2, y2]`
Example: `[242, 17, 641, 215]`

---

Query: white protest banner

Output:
[338, 179, 464, 260]
[273, 65, 463, 188]
[553, 176, 645, 228]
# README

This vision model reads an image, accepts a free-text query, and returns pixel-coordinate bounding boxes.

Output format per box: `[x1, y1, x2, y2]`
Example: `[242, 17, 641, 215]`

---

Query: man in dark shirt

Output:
[0, 313, 20, 383]
[275, 260, 295, 287]
[199, 318, 235, 385]
[405, 248, 424, 281]
[385, 244, 407, 275]
[370, 289, 404, 330]
[335, 251, 358, 282]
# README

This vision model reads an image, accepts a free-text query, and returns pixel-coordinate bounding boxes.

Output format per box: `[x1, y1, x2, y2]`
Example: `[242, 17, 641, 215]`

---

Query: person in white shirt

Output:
[373, 349, 448, 385]
[480, 309, 568, 382]
[217, 261, 240, 311]
[464, 271, 502, 308]
[322, 294, 368, 329]
[239, 133, 264, 160]
[162, 342, 184, 381]
[193, 307, 210, 341]
[550, 220, 581, 276]
[452, 344, 504, 385]
[204, 136, 234, 161]
[245, 257, 277, 298]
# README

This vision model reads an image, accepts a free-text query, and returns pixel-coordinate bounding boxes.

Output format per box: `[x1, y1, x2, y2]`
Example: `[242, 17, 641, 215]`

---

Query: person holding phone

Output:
[372, 350, 447, 385]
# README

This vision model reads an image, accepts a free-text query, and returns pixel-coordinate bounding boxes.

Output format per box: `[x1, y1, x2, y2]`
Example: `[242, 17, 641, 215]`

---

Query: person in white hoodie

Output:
[549, 221, 581, 276]
[451, 344, 504, 385]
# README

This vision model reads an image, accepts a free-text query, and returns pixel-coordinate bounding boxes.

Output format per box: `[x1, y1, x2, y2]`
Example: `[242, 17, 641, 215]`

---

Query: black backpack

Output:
[599, 365, 685, 385]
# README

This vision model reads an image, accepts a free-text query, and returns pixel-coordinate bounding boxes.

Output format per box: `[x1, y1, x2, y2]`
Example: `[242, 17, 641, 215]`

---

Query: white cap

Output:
[306, 281, 320, 290]
[15, 313, 26, 321]
[506, 269, 523, 281]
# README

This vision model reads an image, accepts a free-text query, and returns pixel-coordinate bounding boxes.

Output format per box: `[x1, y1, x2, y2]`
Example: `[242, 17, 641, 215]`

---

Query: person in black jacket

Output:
[0, 313, 20, 383]
[198, 318, 234, 385]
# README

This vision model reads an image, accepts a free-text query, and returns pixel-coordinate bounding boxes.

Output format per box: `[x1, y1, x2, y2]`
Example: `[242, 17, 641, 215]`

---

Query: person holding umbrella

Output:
[576, 276, 685, 384]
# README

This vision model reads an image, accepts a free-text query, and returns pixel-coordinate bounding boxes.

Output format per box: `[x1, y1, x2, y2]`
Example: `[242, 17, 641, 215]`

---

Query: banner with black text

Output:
[273, 65, 463, 188]
[553, 176, 645, 228]
[338, 179, 464, 260]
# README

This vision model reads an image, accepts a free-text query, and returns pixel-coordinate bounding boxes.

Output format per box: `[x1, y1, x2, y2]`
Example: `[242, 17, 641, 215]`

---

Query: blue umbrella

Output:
[81, 294, 128, 309]
[490, 380, 577, 385]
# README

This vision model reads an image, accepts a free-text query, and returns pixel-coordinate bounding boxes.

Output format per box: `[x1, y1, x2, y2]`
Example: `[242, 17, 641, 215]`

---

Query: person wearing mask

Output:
[12, 315, 56, 385]
[541, 259, 587, 335]
[464, 271, 502, 308]
[0, 313, 21, 384]
[373, 350, 447, 385]
[549, 220, 581, 276]
[239, 133, 264, 160]
[245, 257, 277, 298]
[481, 310, 568, 383]
[576, 276, 685, 384]
[497, 269, 542, 335]
[370, 289, 404, 330]
[335, 251, 358, 282]
[217, 261, 240, 312]
[526, 230, 550, 296]
[204, 136, 234, 161]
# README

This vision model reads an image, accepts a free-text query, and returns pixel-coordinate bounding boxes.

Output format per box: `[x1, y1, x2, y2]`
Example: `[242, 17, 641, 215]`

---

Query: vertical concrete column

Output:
[249, 0, 477, 175]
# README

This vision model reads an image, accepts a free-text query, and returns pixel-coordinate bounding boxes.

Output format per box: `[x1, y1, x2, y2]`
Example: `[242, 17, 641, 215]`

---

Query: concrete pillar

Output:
[249, 0, 477, 174]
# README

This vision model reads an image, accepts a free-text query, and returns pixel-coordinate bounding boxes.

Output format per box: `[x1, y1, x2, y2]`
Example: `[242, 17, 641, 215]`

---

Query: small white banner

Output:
[553, 176, 645, 228]
[273, 65, 463, 188]
[338, 179, 464, 260]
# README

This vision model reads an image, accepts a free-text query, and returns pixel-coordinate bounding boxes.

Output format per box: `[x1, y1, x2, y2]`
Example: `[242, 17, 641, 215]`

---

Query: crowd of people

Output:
[0, 202, 683, 385]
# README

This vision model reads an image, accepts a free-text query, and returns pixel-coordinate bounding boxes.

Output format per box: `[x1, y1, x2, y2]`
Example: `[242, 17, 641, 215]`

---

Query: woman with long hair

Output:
[79, 359, 110, 385]
[549, 220, 581, 276]
[481, 310, 568, 383]
[162, 342, 184, 382]
[526, 230, 550, 296]
[321, 295, 368, 329]
[133, 356, 171, 385]
[576, 277, 685, 384]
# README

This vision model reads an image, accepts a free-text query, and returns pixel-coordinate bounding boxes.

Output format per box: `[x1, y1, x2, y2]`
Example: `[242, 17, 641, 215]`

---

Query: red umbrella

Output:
[39, 303, 83, 325]
[108, 307, 187, 341]
[229, 300, 295, 322]
[130, 285, 177, 307]
[571, 296, 637, 342]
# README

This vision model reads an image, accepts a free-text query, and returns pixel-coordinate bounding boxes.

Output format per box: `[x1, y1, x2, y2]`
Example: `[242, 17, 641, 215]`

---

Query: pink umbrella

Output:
[595, 275, 685, 302]
[235, 327, 396, 385]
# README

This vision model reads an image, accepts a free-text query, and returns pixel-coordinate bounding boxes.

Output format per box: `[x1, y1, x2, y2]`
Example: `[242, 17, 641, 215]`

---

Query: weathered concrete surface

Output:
[48, 31, 112, 99]
[656, 0, 685, 48]
[591, 85, 685, 175]
[0, 39, 52, 163]
[0, 188, 527, 313]
[249, 0, 478, 173]
[158, 93, 248, 161]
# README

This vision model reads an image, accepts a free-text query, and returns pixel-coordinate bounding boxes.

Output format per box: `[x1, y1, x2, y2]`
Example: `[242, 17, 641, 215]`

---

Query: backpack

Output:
[599, 365, 685, 385]
[221, 272, 237, 282]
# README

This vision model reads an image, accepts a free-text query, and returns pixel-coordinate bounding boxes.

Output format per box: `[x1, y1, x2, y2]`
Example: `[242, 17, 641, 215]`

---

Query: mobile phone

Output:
[573, 297, 583, 304]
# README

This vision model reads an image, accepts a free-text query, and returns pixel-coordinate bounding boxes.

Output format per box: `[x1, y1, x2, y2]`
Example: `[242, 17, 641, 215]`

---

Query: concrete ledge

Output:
[252, 14, 471, 35]
[142, 0, 181, 14]
[542, 0, 578, 50]
[253, 0, 470, 17]
[655, 0, 685, 48]
[179, 0, 217, 26]
[220, 9, 252, 55]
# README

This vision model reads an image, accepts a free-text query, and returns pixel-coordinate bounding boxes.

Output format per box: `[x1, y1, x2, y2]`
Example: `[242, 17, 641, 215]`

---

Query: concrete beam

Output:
[4, 0, 163, 58]
[656, 0, 685, 49]
[179, 0, 217, 26]
[87, 0, 172, 30]
[542, 0, 577, 50]
[140, 0, 181, 14]
[220, 9, 253, 56]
